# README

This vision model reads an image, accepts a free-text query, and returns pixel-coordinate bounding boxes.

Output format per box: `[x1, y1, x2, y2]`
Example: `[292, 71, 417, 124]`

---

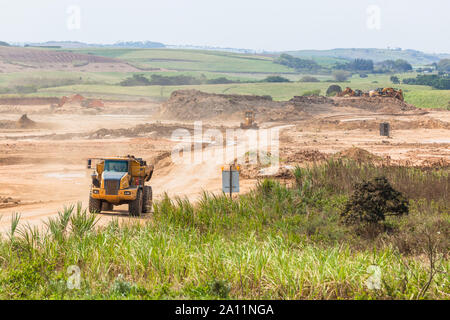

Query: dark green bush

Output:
[274, 54, 319, 72]
[262, 75, 290, 83]
[299, 76, 319, 82]
[341, 176, 409, 224]
[326, 85, 342, 96]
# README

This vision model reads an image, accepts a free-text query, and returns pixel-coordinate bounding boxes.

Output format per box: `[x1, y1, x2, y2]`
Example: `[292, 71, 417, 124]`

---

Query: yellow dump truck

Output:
[87, 155, 154, 216]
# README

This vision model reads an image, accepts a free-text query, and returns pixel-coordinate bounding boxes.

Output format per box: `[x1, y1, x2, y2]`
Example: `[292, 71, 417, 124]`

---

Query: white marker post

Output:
[222, 165, 239, 198]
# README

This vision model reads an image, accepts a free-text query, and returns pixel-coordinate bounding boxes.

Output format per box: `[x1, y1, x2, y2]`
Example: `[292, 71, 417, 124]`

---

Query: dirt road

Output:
[0, 115, 281, 232]
[0, 98, 448, 233]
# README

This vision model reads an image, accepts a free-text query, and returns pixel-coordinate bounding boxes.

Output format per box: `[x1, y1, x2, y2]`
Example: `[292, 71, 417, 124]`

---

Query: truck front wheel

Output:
[142, 186, 153, 213]
[89, 196, 102, 213]
[129, 189, 143, 217]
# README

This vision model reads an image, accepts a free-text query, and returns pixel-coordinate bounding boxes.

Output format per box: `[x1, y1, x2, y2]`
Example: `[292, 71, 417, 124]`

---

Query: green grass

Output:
[404, 89, 450, 110]
[0, 161, 448, 299]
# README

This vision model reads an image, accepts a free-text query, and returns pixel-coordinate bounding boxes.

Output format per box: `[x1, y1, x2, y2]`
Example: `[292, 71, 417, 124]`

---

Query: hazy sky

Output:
[1, 0, 449, 53]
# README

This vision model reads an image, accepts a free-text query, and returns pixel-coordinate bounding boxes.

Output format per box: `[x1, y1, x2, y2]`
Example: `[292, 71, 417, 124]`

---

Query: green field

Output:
[66, 48, 294, 74]
[0, 48, 449, 109]
[8, 73, 446, 109]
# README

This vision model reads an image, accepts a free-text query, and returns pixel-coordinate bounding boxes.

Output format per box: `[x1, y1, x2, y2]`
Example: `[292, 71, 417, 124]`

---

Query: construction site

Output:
[0, 0, 449, 301]
[0, 89, 448, 230]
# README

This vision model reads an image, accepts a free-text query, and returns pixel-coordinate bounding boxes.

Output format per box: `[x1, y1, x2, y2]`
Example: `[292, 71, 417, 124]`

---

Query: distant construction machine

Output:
[338, 87, 367, 97]
[339, 86, 404, 101]
[240, 110, 258, 129]
[87, 155, 154, 216]
[369, 88, 404, 101]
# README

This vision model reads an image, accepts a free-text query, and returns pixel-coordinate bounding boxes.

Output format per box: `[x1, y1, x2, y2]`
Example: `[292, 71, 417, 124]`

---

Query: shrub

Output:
[390, 76, 400, 84]
[436, 59, 450, 73]
[326, 85, 342, 96]
[119, 74, 239, 86]
[274, 54, 320, 72]
[332, 70, 350, 82]
[119, 74, 151, 86]
[262, 75, 290, 83]
[299, 76, 319, 82]
[377, 59, 413, 73]
[402, 74, 450, 89]
[206, 77, 234, 84]
[341, 176, 409, 225]
[148, 74, 202, 85]
[349, 59, 374, 72]
[208, 279, 230, 298]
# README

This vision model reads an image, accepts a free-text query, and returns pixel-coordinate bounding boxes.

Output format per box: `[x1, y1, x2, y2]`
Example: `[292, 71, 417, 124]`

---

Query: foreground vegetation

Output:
[0, 160, 448, 299]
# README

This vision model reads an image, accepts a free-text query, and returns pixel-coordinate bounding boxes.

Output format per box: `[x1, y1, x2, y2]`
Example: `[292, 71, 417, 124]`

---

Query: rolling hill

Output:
[0, 46, 141, 72]
[285, 48, 450, 65]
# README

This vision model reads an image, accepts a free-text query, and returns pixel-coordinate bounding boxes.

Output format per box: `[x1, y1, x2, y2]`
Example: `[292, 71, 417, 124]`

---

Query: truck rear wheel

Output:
[142, 186, 153, 213]
[89, 196, 102, 213]
[129, 189, 143, 217]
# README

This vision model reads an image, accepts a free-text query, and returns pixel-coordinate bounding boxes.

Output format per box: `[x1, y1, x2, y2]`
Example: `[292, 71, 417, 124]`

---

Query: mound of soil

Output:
[17, 114, 37, 128]
[333, 96, 416, 113]
[0, 196, 21, 208]
[88, 123, 194, 139]
[0, 114, 40, 129]
[160, 90, 422, 122]
[334, 147, 382, 163]
[239, 149, 329, 179]
[289, 95, 335, 105]
[160, 90, 338, 122]
[160, 90, 277, 120]
[283, 149, 329, 163]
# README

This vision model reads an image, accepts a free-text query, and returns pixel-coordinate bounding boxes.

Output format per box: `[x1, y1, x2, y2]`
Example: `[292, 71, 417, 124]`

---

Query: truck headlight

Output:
[93, 190, 99, 194]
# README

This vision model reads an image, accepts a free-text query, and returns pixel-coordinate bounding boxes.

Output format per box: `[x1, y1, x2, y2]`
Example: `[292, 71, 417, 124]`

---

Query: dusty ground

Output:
[0, 92, 448, 232]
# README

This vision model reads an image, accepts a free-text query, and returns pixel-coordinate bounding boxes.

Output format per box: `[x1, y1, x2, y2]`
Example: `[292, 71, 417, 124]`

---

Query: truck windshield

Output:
[104, 160, 128, 172]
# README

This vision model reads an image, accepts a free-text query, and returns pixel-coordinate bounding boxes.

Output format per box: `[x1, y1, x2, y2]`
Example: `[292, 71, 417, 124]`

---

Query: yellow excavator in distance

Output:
[240, 110, 258, 129]
[369, 88, 404, 101]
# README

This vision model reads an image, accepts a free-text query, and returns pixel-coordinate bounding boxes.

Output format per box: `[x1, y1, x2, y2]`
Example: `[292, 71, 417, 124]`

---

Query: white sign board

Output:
[222, 170, 240, 193]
